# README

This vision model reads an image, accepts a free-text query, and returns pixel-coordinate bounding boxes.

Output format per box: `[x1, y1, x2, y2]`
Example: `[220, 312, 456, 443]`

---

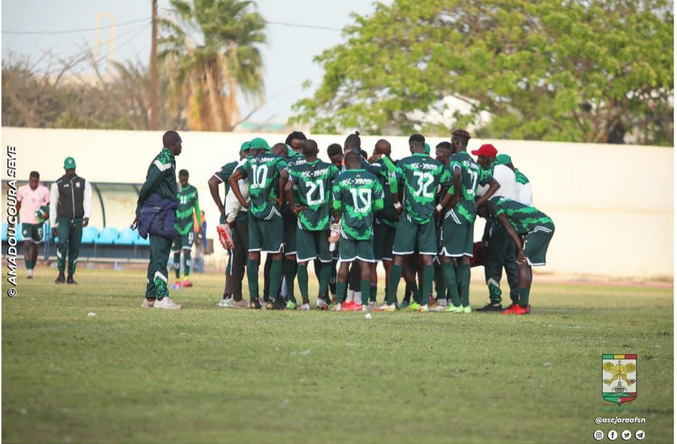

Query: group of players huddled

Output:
[134, 129, 554, 313]
[194, 129, 555, 316]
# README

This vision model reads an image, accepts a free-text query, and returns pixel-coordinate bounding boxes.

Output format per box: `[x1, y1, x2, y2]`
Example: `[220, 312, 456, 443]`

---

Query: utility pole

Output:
[149, 0, 159, 130]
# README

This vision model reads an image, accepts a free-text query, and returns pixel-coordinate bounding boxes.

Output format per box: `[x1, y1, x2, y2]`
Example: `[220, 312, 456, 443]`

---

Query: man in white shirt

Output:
[472, 145, 520, 312]
[50, 157, 92, 285]
[17, 171, 50, 278]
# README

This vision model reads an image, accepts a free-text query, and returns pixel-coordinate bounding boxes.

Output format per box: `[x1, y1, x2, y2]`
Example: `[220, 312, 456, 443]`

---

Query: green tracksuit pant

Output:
[56, 217, 83, 276]
[483, 219, 520, 305]
[145, 234, 173, 300]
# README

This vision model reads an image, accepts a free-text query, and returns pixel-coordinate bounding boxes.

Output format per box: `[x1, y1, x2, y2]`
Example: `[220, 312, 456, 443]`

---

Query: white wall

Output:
[2, 127, 673, 278]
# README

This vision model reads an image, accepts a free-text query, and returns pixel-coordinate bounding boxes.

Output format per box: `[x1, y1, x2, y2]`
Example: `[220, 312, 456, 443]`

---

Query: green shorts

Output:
[249, 211, 284, 253]
[392, 212, 437, 256]
[522, 224, 555, 266]
[339, 236, 375, 263]
[374, 222, 396, 261]
[172, 231, 195, 252]
[296, 229, 332, 263]
[21, 223, 43, 243]
[439, 213, 474, 257]
[283, 205, 297, 257]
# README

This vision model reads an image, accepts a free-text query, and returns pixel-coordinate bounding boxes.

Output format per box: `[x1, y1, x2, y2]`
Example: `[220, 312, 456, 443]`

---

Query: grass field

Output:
[2, 268, 673, 443]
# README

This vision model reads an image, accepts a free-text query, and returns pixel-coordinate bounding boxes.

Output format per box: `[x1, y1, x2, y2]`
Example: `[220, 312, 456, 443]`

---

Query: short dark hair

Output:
[451, 129, 471, 147]
[344, 131, 361, 151]
[436, 141, 452, 151]
[29, 171, 40, 179]
[327, 143, 343, 157]
[409, 134, 425, 144]
[285, 131, 307, 145]
[359, 149, 368, 159]
[344, 150, 361, 166]
[178, 169, 189, 177]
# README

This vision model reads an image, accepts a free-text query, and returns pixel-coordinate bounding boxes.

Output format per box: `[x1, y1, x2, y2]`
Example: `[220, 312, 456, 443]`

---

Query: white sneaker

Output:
[368, 301, 376, 310]
[298, 303, 310, 311]
[140, 298, 155, 308]
[316, 298, 329, 310]
[154, 297, 182, 310]
[217, 297, 233, 307]
[331, 303, 343, 312]
[361, 305, 371, 312]
[27, 269, 34, 279]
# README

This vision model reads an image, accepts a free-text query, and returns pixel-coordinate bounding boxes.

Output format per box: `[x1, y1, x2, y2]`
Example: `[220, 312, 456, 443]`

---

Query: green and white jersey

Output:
[332, 169, 384, 240]
[486, 197, 553, 234]
[290, 159, 340, 231]
[136, 147, 177, 217]
[446, 151, 493, 224]
[372, 158, 399, 227]
[236, 153, 288, 219]
[515, 168, 530, 185]
[175, 184, 201, 235]
[394, 153, 450, 225]
[213, 160, 239, 197]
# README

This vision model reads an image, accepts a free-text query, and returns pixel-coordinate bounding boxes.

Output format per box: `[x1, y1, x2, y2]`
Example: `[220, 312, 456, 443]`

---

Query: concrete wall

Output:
[2, 127, 673, 278]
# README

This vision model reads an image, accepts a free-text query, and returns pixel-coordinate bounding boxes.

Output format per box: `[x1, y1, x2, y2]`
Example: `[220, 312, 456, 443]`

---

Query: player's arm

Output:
[193, 191, 202, 227]
[208, 175, 225, 217]
[83, 180, 92, 227]
[439, 164, 462, 209]
[372, 181, 385, 212]
[16, 189, 22, 215]
[275, 164, 289, 208]
[50, 183, 59, 235]
[331, 184, 343, 220]
[229, 168, 248, 209]
[496, 213, 527, 264]
[475, 177, 500, 208]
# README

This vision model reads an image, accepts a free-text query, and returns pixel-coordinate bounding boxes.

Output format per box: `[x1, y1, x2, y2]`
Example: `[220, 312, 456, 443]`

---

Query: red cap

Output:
[471, 144, 498, 158]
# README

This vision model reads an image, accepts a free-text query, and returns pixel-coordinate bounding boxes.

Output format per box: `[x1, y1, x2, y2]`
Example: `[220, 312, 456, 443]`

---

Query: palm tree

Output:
[159, 0, 266, 131]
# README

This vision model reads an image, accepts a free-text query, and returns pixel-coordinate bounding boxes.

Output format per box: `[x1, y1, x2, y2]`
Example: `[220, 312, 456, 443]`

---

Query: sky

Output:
[1, 0, 393, 126]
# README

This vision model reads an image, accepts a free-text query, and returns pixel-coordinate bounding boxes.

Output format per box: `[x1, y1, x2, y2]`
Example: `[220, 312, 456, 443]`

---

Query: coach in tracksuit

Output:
[50, 156, 93, 285]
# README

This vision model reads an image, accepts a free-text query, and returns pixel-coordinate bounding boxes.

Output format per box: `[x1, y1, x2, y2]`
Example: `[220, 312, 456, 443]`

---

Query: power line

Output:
[2, 17, 150, 35]
[264, 21, 342, 32]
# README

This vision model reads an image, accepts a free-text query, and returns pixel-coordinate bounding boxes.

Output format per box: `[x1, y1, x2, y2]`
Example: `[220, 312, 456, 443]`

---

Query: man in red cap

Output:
[471, 143, 521, 313]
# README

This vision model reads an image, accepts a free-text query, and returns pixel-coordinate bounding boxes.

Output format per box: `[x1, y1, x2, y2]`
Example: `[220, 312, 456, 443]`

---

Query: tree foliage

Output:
[1, 53, 185, 131]
[159, 0, 267, 131]
[291, 0, 673, 145]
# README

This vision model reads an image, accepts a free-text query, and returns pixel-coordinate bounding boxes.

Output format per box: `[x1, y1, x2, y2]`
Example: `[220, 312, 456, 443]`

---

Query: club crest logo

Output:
[602, 354, 637, 405]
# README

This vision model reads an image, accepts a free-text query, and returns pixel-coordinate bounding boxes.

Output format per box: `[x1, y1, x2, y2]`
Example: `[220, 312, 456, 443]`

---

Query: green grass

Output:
[2, 268, 673, 443]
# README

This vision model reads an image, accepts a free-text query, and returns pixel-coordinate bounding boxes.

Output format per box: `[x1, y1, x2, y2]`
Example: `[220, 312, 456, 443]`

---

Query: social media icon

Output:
[608, 430, 618, 440]
[593, 430, 604, 441]
[621, 430, 632, 441]
[636, 430, 646, 440]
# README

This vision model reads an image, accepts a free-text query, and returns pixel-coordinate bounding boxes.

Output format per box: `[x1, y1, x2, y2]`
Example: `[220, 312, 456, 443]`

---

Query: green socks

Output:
[336, 281, 347, 304]
[370, 283, 377, 302]
[420, 265, 433, 306]
[297, 264, 309, 303]
[441, 262, 461, 307]
[184, 252, 191, 277]
[247, 259, 259, 300]
[269, 259, 283, 301]
[457, 264, 471, 307]
[26, 259, 34, 271]
[284, 259, 298, 303]
[318, 263, 332, 298]
[360, 279, 371, 305]
[387, 264, 403, 304]
[518, 287, 530, 307]
[174, 252, 181, 279]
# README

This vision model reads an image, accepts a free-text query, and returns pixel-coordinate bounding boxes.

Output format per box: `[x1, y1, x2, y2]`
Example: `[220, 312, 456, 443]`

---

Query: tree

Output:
[291, 0, 673, 145]
[159, 0, 267, 131]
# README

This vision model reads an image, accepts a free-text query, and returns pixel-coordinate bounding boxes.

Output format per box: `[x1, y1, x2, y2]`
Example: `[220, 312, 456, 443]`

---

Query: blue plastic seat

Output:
[114, 227, 137, 245]
[81, 226, 100, 244]
[2, 223, 7, 242]
[134, 232, 150, 246]
[15, 225, 23, 242]
[95, 227, 119, 245]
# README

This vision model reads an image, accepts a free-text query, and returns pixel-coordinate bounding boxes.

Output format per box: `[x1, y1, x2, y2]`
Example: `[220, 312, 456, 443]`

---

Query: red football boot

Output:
[503, 304, 530, 315]
[343, 300, 362, 312]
